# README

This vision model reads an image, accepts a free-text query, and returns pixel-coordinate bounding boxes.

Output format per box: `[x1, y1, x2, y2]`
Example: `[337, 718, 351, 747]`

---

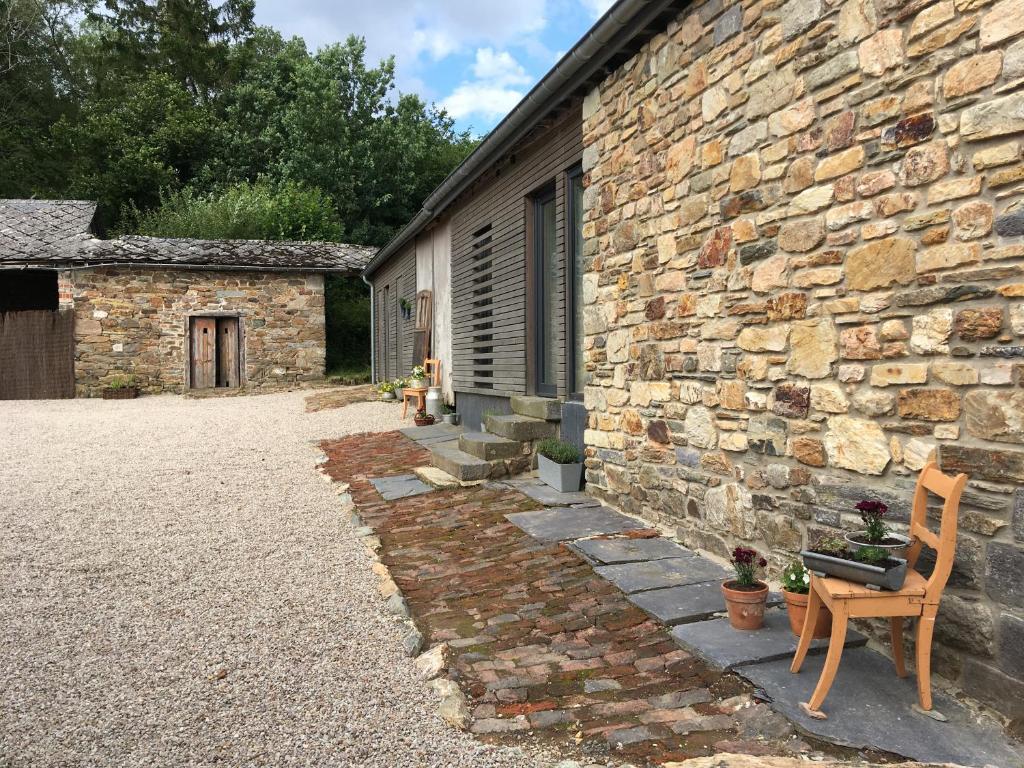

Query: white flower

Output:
[803, 573, 810, 584]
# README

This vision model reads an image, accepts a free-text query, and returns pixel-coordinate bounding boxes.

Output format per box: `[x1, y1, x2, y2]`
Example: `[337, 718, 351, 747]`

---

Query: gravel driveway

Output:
[0, 392, 546, 767]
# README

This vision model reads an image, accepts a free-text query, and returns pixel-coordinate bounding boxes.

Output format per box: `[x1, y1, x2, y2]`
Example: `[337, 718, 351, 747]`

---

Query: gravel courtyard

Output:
[0, 392, 547, 767]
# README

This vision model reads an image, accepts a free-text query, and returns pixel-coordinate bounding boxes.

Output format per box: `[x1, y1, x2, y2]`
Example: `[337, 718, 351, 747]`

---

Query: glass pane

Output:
[571, 174, 586, 393]
[542, 197, 557, 386]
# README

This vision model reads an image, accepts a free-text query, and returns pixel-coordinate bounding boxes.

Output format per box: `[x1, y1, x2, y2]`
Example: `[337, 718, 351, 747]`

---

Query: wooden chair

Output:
[790, 461, 967, 720]
[401, 358, 441, 418]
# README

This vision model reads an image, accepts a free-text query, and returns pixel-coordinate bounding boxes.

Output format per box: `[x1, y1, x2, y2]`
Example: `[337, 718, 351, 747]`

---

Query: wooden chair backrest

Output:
[907, 461, 967, 602]
[423, 358, 441, 387]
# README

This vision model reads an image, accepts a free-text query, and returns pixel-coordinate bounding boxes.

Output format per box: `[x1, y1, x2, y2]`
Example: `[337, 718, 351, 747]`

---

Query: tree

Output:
[128, 178, 343, 241]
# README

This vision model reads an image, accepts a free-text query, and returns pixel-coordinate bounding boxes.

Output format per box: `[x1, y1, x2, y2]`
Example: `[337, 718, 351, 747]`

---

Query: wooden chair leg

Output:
[891, 617, 908, 678]
[790, 582, 822, 674]
[801, 602, 849, 720]
[401, 395, 408, 419]
[916, 607, 937, 711]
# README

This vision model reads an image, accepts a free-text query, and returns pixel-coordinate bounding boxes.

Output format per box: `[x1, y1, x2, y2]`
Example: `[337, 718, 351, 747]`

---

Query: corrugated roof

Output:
[0, 200, 374, 272]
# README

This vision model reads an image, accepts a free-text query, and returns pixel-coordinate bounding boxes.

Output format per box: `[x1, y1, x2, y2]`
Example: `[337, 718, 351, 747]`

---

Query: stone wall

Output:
[580, 0, 1024, 728]
[67, 267, 326, 395]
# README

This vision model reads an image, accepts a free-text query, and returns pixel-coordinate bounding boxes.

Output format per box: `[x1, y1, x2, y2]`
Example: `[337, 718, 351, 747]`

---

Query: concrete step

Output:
[429, 442, 491, 482]
[485, 413, 558, 441]
[510, 395, 562, 421]
[458, 431, 524, 461]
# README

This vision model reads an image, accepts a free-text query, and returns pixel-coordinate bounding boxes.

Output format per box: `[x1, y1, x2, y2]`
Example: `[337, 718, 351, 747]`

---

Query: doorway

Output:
[190, 316, 240, 389]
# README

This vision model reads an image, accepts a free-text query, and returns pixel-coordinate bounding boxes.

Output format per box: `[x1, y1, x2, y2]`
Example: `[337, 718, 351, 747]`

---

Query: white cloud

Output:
[441, 83, 527, 120]
[472, 48, 533, 86]
[441, 47, 533, 120]
[580, 0, 615, 18]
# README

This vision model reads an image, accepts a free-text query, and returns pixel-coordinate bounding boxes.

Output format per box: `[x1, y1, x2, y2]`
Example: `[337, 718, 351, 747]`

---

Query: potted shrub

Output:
[536, 438, 584, 493]
[399, 297, 413, 320]
[801, 533, 908, 592]
[781, 560, 832, 639]
[408, 365, 427, 389]
[102, 375, 139, 400]
[377, 380, 397, 401]
[442, 403, 461, 426]
[413, 408, 435, 427]
[844, 499, 910, 557]
[722, 546, 770, 630]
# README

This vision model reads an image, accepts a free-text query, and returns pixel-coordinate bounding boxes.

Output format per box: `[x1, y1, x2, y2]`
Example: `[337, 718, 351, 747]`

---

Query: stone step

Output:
[485, 413, 558, 441]
[458, 431, 524, 461]
[429, 442, 491, 482]
[510, 395, 562, 421]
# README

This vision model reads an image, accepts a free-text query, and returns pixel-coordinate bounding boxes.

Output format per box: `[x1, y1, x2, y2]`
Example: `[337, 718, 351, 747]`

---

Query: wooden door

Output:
[190, 317, 216, 389]
[216, 317, 239, 387]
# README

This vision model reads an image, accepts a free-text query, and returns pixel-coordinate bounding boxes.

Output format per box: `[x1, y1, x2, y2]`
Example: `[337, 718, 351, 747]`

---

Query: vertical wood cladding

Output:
[449, 106, 583, 398]
[374, 244, 416, 381]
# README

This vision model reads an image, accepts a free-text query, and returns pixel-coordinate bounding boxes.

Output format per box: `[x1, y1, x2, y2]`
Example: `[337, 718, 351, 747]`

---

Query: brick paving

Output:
[320, 431, 816, 765]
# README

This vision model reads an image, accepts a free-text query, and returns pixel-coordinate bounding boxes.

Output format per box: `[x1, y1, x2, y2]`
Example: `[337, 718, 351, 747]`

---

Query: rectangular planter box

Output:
[801, 550, 908, 592]
[102, 387, 139, 400]
[537, 454, 584, 493]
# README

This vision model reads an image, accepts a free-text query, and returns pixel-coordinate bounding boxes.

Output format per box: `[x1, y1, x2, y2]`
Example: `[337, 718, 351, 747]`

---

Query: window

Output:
[533, 188, 558, 397]
[567, 167, 585, 399]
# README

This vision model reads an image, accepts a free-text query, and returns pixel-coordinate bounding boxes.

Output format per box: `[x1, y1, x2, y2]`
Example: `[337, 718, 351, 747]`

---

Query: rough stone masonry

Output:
[580, 0, 1024, 730]
[63, 267, 326, 395]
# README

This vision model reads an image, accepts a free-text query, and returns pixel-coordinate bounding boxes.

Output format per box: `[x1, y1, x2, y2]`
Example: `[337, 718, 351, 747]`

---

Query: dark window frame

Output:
[531, 183, 558, 398]
[565, 164, 585, 401]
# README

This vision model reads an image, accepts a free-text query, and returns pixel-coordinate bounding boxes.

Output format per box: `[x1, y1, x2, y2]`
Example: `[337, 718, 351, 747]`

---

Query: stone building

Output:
[367, 0, 1024, 729]
[0, 200, 373, 397]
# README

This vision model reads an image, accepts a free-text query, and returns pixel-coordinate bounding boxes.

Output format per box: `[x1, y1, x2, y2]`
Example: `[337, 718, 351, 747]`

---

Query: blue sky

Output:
[253, 0, 615, 135]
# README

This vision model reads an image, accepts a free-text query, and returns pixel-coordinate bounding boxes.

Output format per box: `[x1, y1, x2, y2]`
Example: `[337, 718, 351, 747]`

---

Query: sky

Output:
[253, 0, 617, 136]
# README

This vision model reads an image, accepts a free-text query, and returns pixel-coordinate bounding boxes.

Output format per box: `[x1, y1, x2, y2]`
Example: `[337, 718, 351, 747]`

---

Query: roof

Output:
[363, 0, 687, 278]
[0, 199, 97, 257]
[77, 236, 376, 272]
[0, 200, 375, 273]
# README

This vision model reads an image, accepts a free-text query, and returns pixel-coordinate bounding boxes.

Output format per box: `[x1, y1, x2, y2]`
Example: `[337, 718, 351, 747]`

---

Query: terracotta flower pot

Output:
[782, 588, 833, 639]
[721, 580, 769, 630]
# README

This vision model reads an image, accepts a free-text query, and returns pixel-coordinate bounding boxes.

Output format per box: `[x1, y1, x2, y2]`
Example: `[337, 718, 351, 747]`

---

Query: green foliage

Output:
[376, 379, 395, 394]
[781, 560, 810, 594]
[127, 179, 344, 240]
[106, 374, 135, 389]
[853, 546, 888, 565]
[536, 439, 581, 465]
[811, 534, 848, 558]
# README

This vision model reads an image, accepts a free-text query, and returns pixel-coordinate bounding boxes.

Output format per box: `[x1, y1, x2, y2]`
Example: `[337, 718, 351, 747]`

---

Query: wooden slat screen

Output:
[0, 309, 75, 399]
[449, 105, 582, 398]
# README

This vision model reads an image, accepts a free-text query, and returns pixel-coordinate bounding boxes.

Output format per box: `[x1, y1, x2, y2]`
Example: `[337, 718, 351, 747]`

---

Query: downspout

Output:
[362, 272, 376, 384]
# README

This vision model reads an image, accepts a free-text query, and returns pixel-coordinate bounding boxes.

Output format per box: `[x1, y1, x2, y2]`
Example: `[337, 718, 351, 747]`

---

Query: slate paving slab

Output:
[502, 476, 600, 507]
[629, 580, 783, 626]
[398, 424, 463, 446]
[505, 506, 647, 542]
[595, 557, 729, 594]
[572, 537, 697, 565]
[669, 609, 866, 670]
[741, 647, 1024, 768]
[369, 473, 434, 500]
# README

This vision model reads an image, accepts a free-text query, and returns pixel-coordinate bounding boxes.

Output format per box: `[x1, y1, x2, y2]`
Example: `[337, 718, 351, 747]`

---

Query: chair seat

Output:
[402, 387, 427, 396]
[818, 568, 927, 600]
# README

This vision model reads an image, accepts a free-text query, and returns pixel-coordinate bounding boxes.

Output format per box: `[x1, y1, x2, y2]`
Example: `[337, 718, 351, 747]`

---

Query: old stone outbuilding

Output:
[0, 200, 373, 397]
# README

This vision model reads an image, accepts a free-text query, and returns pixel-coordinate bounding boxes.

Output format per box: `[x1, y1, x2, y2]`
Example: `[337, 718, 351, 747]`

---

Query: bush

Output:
[536, 438, 580, 465]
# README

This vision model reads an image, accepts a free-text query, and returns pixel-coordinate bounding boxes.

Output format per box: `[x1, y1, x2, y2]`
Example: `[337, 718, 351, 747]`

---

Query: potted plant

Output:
[399, 297, 412, 320]
[408, 365, 427, 389]
[442, 403, 461, 426]
[413, 408, 435, 427]
[722, 546, 770, 630]
[781, 560, 832, 639]
[801, 533, 908, 592]
[845, 499, 910, 556]
[377, 380, 397, 401]
[102, 374, 139, 400]
[536, 438, 584, 493]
